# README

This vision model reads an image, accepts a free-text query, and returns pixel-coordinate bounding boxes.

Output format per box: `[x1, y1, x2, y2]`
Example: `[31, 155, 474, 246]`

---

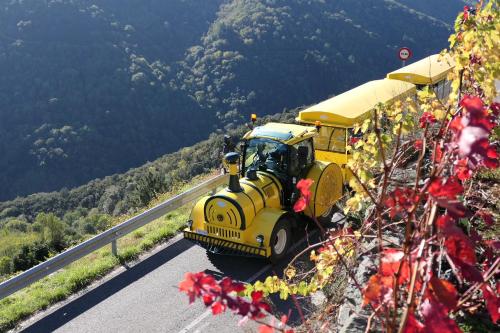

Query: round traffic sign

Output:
[398, 47, 412, 61]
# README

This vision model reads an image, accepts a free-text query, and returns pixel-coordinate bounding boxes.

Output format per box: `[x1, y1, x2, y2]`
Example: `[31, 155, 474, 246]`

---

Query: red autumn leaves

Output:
[374, 93, 499, 329]
[451, 96, 498, 169]
[363, 248, 464, 332]
[179, 272, 295, 332]
[293, 179, 313, 213]
[419, 112, 436, 128]
[385, 187, 418, 219]
[179, 272, 270, 319]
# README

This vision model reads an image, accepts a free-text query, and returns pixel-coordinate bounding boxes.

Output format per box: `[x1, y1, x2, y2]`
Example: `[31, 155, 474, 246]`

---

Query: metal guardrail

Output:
[0, 174, 228, 300]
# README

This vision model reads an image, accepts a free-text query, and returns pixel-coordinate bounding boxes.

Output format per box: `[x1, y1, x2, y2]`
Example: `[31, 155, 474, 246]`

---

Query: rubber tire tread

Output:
[269, 218, 292, 264]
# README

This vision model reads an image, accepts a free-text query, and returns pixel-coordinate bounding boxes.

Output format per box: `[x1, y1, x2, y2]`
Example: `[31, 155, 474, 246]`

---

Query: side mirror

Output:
[297, 146, 309, 168]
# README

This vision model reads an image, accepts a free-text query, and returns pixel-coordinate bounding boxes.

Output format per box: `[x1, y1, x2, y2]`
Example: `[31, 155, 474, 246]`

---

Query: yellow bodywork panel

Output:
[303, 161, 343, 217]
[315, 150, 352, 184]
[296, 79, 416, 127]
[386, 54, 454, 85]
[186, 171, 285, 258]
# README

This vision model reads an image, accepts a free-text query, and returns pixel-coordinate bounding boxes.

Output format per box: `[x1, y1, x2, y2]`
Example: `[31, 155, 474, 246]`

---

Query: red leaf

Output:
[293, 196, 307, 212]
[450, 256, 483, 282]
[179, 272, 218, 304]
[385, 188, 416, 219]
[460, 95, 484, 113]
[350, 137, 360, 145]
[455, 159, 472, 181]
[472, 138, 499, 169]
[462, 6, 469, 20]
[414, 139, 423, 151]
[436, 215, 455, 233]
[450, 116, 465, 134]
[460, 95, 495, 132]
[259, 325, 275, 333]
[219, 277, 245, 294]
[211, 301, 225, 315]
[363, 274, 394, 307]
[404, 313, 425, 333]
[380, 249, 410, 283]
[296, 178, 313, 197]
[203, 294, 214, 306]
[419, 112, 436, 128]
[421, 299, 462, 333]
[179, 272, 203, 303]
[429, 277, 458, 312]
[251, 291, 264, 302]
[445, 234, 476, 266]
[481, 284, 500, 324]
[429, 177, 464, 199]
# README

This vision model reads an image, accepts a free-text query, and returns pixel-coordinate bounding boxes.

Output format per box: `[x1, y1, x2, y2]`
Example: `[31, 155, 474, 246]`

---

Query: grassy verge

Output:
[0, 172, 218, 332]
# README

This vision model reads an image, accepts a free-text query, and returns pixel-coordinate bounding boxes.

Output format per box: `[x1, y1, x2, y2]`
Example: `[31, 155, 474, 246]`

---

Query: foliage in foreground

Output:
[179, 3, 499, 332]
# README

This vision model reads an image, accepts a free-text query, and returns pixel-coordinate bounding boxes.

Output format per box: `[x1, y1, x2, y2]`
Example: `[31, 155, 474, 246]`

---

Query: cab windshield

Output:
[244, 138, 288, 175]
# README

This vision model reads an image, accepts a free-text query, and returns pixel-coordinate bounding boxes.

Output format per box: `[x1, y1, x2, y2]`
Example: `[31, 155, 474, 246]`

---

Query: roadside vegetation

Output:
[0, 111, 297, 280]
[0, 173, 213, 331]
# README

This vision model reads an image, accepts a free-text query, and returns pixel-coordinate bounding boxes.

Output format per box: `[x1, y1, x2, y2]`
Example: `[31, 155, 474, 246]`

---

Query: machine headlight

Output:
[256, 235, 264, 247]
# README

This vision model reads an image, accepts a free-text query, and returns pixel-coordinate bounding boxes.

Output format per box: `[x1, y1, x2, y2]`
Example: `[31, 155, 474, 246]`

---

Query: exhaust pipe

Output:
[224, 152, 242, 192]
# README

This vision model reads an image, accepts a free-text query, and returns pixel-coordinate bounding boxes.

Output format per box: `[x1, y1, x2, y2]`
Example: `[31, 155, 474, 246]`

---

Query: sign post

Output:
[398, 47, 412, 67]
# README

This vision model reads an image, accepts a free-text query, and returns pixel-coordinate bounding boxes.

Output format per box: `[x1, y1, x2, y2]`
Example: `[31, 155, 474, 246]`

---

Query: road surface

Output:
[15, 229, 320, 333]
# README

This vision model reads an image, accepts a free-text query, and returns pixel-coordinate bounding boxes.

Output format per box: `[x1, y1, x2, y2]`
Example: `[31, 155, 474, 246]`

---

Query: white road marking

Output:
[178, 310, 212, 333]
[178, 229, 318, 333]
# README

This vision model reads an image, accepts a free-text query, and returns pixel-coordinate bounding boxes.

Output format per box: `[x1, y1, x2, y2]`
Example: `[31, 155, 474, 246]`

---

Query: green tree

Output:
[35, 213, 66, 250]
[0, 256, 12, 276]
[4, 219, 30, 233]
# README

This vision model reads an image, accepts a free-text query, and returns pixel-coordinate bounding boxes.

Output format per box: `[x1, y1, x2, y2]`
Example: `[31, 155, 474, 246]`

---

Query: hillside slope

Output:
[0, 0, 223, 200]
[0, 0, 464, 200]
[174, 0, 456, 127]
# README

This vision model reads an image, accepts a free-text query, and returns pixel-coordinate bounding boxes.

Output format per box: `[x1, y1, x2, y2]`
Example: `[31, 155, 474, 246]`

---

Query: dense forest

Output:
[0, 0, 466, 200]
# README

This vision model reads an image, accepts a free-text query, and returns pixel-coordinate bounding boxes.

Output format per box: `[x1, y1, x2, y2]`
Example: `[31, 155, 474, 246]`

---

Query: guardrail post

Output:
[111, 240, 118, 257]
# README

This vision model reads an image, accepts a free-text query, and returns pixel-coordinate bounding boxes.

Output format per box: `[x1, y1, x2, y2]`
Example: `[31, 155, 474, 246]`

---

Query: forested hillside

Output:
[0, 0, 223, 200]
[0, 0, 465, 200]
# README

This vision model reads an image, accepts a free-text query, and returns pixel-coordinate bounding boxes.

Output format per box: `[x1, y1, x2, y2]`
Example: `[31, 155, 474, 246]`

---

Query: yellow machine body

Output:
[184, 123, 344, 258]
[184, 54, 455, 259]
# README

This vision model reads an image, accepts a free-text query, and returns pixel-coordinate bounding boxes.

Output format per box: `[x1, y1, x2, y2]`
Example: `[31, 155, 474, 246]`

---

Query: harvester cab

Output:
[183, 122, 344, 262]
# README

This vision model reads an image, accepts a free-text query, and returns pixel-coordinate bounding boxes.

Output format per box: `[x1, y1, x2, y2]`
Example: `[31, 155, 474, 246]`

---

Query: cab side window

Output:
[290, 139, 314, 176]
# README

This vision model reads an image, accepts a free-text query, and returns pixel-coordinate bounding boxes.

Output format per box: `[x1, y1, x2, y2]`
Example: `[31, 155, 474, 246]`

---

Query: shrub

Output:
[0, 256, 12, 275]
[11, 242, 50, 272]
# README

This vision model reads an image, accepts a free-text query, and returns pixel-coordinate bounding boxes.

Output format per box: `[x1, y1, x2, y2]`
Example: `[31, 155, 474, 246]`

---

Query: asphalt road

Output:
[16, 228, 320, 333]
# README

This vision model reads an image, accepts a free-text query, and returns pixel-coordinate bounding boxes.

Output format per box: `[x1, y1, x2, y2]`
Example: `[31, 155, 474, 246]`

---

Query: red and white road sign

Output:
[398, 47, 412, 61]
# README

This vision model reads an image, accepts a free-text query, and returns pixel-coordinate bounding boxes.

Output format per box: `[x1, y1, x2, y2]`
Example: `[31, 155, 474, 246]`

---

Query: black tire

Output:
[269, 218, 292, 264]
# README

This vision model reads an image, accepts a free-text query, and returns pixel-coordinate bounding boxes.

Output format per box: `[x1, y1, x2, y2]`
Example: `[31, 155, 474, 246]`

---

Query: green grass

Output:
[0, 172, 218, 332]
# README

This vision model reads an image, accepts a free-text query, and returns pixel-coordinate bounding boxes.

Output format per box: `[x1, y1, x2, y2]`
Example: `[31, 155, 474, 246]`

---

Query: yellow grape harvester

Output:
[183, 54, 454, 262]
